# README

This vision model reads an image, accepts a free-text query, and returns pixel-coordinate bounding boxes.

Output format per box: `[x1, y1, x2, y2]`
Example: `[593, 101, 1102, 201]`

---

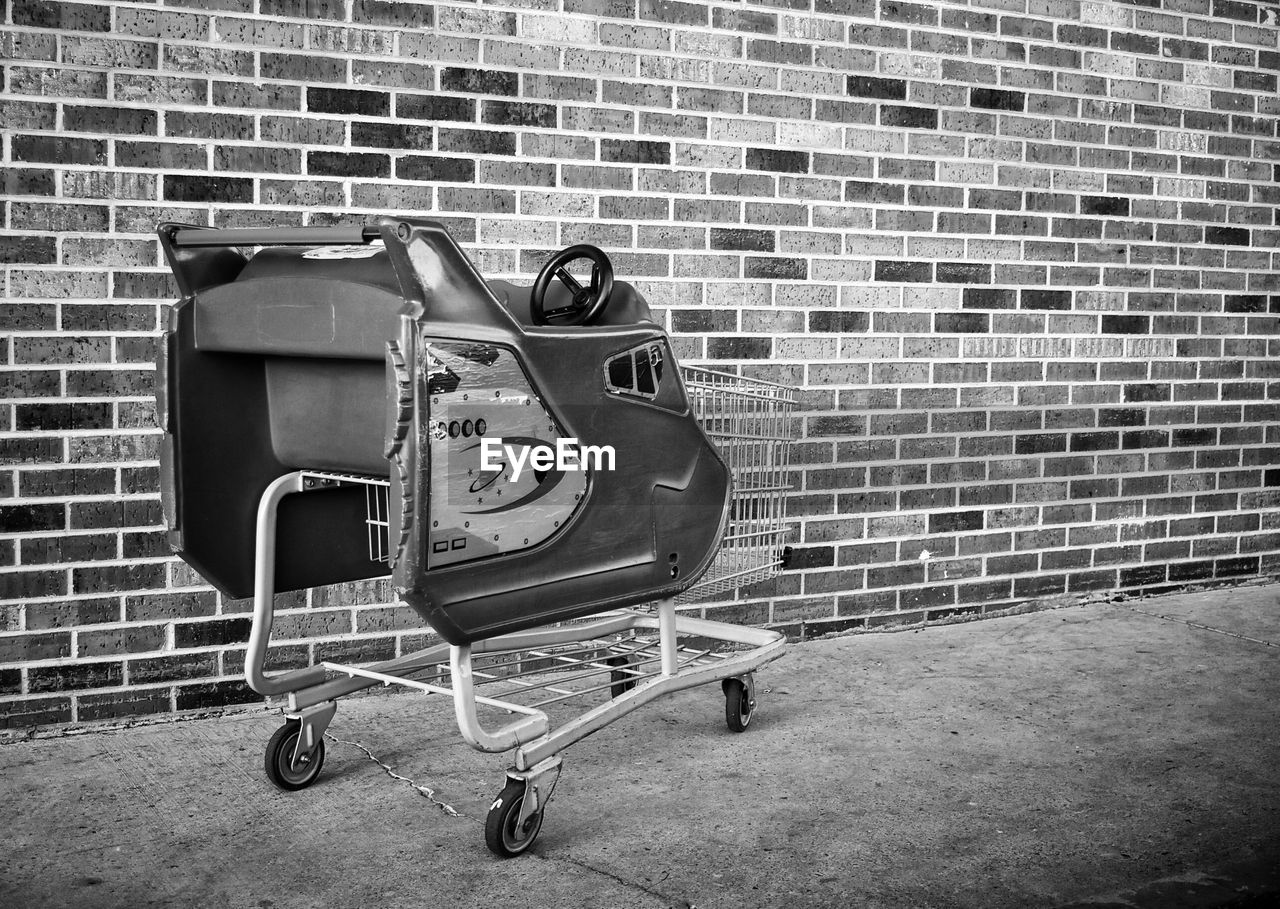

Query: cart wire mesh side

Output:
[678, 366, 797, 603]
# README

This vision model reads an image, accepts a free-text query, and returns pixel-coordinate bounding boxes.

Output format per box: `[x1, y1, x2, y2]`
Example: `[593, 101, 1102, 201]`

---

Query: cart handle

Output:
[166, 224, 382, 248]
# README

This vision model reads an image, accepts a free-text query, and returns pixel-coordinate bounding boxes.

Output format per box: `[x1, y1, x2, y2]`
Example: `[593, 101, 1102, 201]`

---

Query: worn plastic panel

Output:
[265, 359, 386, 474]
[158, 223, 408, 597]
[161, 298, 388, 596]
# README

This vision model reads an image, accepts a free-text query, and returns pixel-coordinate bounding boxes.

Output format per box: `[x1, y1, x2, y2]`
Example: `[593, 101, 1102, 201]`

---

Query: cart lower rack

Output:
[247, 365, 796, 856]
[265, 595, 783, 855]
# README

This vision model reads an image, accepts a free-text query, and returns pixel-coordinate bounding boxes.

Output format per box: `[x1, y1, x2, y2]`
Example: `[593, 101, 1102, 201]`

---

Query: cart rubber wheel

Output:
[606, 655, 637, 699]
[724, 678, 753, 733]
[264, 720, 326, 791]
[485, 780, 544, 858]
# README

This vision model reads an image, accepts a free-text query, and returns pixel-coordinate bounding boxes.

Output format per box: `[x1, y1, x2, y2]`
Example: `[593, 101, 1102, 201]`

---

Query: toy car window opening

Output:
[604, 342, 666, 399]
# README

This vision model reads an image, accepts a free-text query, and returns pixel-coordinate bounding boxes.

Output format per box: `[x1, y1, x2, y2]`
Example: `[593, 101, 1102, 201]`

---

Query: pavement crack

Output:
[325, 733, 467, 819]
[1126, 606, 1278, 649]
[536, 853, 692, 908]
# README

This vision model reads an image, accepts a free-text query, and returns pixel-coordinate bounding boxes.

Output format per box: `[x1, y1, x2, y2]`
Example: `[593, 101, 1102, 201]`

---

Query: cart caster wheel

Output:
[485, 780, 543, 858]
[264, 720, 326, 791]
[606, 655, 638, 699]
[723, 677, 754, 733]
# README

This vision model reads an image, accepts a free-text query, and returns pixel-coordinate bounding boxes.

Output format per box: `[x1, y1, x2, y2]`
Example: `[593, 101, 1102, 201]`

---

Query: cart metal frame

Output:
[247, 367, 796, 856]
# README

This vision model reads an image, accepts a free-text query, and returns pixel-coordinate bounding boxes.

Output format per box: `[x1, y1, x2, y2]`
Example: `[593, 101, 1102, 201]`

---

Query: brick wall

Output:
[2, 0, 1279, 728]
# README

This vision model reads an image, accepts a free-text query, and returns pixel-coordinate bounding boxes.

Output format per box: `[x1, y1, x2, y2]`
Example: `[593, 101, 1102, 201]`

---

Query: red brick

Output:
[0, 697, 73, 728]
[77, 688, 172, 722]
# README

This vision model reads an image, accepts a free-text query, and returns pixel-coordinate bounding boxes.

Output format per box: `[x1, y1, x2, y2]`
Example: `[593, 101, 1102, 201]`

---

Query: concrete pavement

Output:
[2, 586, 1278, 908]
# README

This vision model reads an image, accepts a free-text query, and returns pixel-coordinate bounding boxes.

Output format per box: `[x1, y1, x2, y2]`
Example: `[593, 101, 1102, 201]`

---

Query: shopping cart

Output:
[156, 218, 796, 855]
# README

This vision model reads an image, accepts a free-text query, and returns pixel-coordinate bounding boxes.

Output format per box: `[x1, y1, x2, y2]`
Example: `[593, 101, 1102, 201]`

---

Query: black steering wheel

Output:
[530, 244, 614, 326]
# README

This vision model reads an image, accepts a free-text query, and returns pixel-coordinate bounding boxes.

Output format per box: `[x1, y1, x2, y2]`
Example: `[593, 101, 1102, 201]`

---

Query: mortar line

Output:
[324, 733, 465, 818]
[1125, 606, 1279, 649]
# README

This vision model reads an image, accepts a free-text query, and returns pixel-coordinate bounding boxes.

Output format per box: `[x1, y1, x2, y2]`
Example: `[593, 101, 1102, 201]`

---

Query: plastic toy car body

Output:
[157, 216, 731, 643]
